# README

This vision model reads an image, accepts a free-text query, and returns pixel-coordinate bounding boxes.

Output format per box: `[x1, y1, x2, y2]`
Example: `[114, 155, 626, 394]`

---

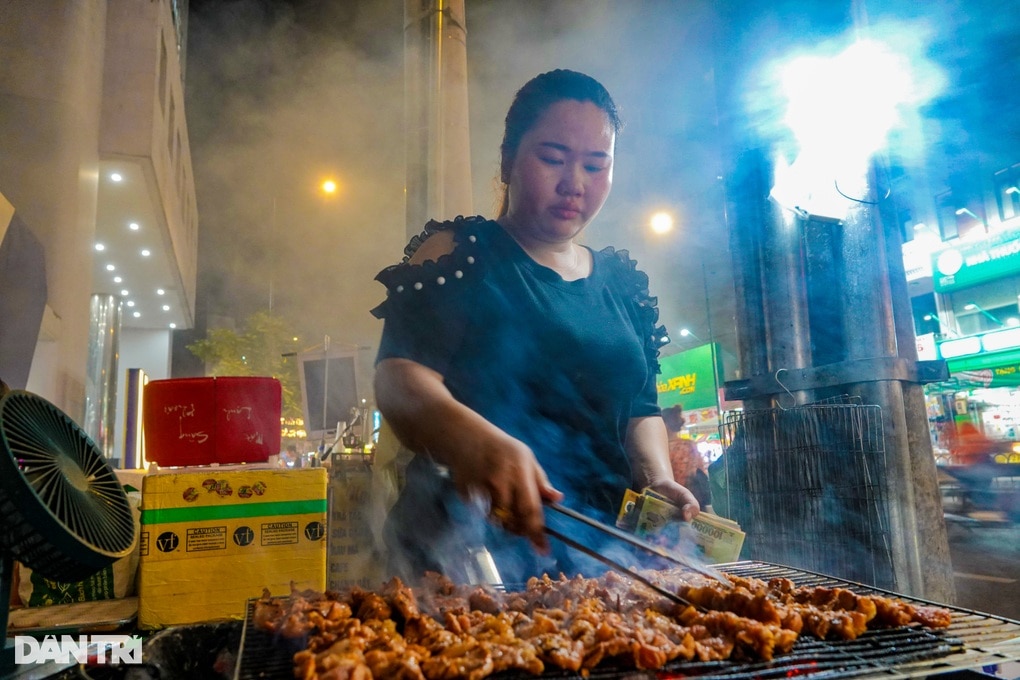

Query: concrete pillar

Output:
[0, 1, 107, 419]
[404, 0, 473, 237]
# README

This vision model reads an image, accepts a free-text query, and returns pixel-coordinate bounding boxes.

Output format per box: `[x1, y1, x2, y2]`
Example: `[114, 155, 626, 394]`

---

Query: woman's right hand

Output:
[447, 431, 563, 552]
[375, 357, 562, 551]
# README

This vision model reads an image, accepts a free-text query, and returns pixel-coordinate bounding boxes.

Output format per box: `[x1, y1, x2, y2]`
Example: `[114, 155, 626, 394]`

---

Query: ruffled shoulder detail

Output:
[371, 216, 491, 319]
[598, 246, 669, 372]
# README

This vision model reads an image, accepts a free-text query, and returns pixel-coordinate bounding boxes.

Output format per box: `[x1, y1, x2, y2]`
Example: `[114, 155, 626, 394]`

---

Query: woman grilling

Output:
[372, 69, 699, 582]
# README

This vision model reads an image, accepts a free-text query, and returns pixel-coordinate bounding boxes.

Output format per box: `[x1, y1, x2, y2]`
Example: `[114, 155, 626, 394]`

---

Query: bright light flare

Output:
[322, 179, 338, 194]
[764, 31, 943, 220]
[649, 211, 674, 235]
[781, 40, 914, 165]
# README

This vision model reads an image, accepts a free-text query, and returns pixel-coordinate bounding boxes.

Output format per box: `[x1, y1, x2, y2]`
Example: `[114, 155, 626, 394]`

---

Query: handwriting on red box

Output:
[144, 377, 281, 466]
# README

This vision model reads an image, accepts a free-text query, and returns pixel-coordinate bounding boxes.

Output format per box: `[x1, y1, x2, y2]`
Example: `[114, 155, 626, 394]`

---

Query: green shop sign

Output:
[945, 348, 1020, 387]
[932, 227, 1020, 293]
[657, 343, 722, 410]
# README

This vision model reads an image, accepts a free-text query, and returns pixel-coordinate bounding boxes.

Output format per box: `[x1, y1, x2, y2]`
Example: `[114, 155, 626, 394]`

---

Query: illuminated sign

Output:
[657, 344, 721, 410]
[932, 227, 1020, 292]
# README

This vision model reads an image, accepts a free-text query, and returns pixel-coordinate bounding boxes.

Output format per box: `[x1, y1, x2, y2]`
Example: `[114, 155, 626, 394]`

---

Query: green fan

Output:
[0, 384, 137, 655]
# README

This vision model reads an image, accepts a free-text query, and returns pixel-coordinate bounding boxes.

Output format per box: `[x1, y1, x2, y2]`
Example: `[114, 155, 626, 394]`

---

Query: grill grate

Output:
[234, 561, 1020, 680]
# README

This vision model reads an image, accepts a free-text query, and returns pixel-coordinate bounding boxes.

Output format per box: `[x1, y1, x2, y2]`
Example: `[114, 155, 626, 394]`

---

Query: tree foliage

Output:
[186, 311, 303, 418]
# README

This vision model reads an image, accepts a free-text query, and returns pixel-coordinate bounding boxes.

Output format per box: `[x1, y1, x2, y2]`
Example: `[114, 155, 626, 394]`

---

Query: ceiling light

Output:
[140, 249, 151, 257]
[132, 311, 141, 318]
[1006, 186, 1020, 195]
[162, 305, 170, 311]
[110, 173, 122, 182]
[105, 264, 115, 271]
[169, 323, 177, 329]
[156, 288, 165, 295]
[126, 300, 135, 307]
[129, 222, 140, 230]
[94, 243, 106, 251]
[120, 289, 129, 296]
[113, 276, 122, 283]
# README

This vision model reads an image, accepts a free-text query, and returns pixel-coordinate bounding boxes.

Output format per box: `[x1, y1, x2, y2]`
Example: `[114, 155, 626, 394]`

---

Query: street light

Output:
[268, 177, 341, 311]
[679, 327, 702, 342]
[649, 211, 674, 235]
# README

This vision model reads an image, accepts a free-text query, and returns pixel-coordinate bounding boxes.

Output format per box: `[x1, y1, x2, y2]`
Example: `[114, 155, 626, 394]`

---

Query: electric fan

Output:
[0, 384, 137, 663]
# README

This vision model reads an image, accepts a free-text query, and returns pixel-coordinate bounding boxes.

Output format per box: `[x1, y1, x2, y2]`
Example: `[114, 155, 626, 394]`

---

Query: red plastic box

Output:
[143, 377, 281, 466]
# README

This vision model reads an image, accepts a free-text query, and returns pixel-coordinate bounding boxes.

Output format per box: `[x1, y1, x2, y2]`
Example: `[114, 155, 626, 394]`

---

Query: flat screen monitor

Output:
[297, 349, 359, 442]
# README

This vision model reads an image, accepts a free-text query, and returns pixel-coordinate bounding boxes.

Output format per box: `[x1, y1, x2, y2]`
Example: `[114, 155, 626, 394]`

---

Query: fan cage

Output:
[0, 390, 136, 583]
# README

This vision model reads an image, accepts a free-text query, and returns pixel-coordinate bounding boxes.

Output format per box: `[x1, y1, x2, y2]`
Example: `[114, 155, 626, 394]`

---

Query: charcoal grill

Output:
[233, 561, 1020, 680]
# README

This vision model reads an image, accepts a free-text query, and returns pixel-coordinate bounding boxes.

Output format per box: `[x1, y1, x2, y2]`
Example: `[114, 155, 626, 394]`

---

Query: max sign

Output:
[14, 635, 143, 665]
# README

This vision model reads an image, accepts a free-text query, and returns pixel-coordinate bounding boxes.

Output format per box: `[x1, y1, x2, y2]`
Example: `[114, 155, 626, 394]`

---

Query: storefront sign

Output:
[657, 344, 721, 410]
[932, 227, 1020, 293]
[945, 347, 1020, 387]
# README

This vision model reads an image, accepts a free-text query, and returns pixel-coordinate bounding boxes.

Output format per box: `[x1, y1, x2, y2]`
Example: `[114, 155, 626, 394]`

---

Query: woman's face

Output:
[504, 99, 615, 244]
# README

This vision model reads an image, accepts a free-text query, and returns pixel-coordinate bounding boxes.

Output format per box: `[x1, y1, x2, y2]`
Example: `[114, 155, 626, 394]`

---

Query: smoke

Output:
[760, 26, 947, 219]
[186, 0, 406, 381]
[187, 0, 732, 380]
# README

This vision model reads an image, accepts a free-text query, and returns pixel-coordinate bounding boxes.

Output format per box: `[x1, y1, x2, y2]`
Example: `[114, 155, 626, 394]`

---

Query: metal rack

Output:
[720, 397, 894, 588]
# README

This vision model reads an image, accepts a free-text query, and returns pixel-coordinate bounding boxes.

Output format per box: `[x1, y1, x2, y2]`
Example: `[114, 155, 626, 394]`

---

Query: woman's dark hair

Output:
[497, 70, 621, 216]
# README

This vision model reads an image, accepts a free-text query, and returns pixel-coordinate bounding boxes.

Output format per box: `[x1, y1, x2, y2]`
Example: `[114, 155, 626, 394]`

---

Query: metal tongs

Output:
[544, 502, 731, 608]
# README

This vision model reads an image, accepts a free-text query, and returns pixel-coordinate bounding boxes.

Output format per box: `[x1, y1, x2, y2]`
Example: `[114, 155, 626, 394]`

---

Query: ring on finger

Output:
[491, 506, 512, 522]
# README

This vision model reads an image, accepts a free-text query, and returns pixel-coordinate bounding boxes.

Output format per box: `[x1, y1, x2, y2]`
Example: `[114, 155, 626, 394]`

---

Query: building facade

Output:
[903, 159, 1020, 457]
[0, 0, 197, 458]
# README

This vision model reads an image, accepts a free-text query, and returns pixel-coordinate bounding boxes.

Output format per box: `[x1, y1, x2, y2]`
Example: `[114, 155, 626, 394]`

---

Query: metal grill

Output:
[720, 397, 895, 588]
[233, 561, 1020, 680]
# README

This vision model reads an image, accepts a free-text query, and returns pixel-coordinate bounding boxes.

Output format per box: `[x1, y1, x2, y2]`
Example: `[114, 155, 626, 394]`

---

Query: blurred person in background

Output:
[662, 405, 712, 512]
[372, 69, 699, 582]
[949, 420, 1004, 513]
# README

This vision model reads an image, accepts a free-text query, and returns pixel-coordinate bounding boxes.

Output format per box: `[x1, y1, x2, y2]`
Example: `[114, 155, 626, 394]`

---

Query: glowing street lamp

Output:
[268, 178, 340, 311]
[649, 211, 674, 235]
[679, 327, 702, 342]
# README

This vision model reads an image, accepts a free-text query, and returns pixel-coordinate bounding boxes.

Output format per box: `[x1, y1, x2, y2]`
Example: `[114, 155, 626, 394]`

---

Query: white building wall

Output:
[1, 0, 197, 434]
[113, 328, 172, 459]
[0, 1, 108, 419]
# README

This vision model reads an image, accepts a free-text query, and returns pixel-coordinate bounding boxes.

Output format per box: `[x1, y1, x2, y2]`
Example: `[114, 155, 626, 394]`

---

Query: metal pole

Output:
[84, 294, 121, 459]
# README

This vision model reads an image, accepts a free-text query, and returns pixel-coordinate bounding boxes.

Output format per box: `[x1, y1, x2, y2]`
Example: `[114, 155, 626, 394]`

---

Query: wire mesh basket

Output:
[719, 396, 895, 588]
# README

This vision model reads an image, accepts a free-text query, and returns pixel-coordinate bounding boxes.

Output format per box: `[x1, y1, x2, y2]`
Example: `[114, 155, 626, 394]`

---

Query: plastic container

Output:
[143, 377, 281, 466]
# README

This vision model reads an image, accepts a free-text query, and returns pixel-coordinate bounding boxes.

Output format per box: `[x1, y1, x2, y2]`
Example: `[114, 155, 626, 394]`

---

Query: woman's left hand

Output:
[626, 415, 701, 521]
[643, 478, 700, 521]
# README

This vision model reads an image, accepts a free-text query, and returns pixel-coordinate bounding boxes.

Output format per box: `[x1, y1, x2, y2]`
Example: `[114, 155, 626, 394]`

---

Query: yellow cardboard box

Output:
[138, 466, 327, 628]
